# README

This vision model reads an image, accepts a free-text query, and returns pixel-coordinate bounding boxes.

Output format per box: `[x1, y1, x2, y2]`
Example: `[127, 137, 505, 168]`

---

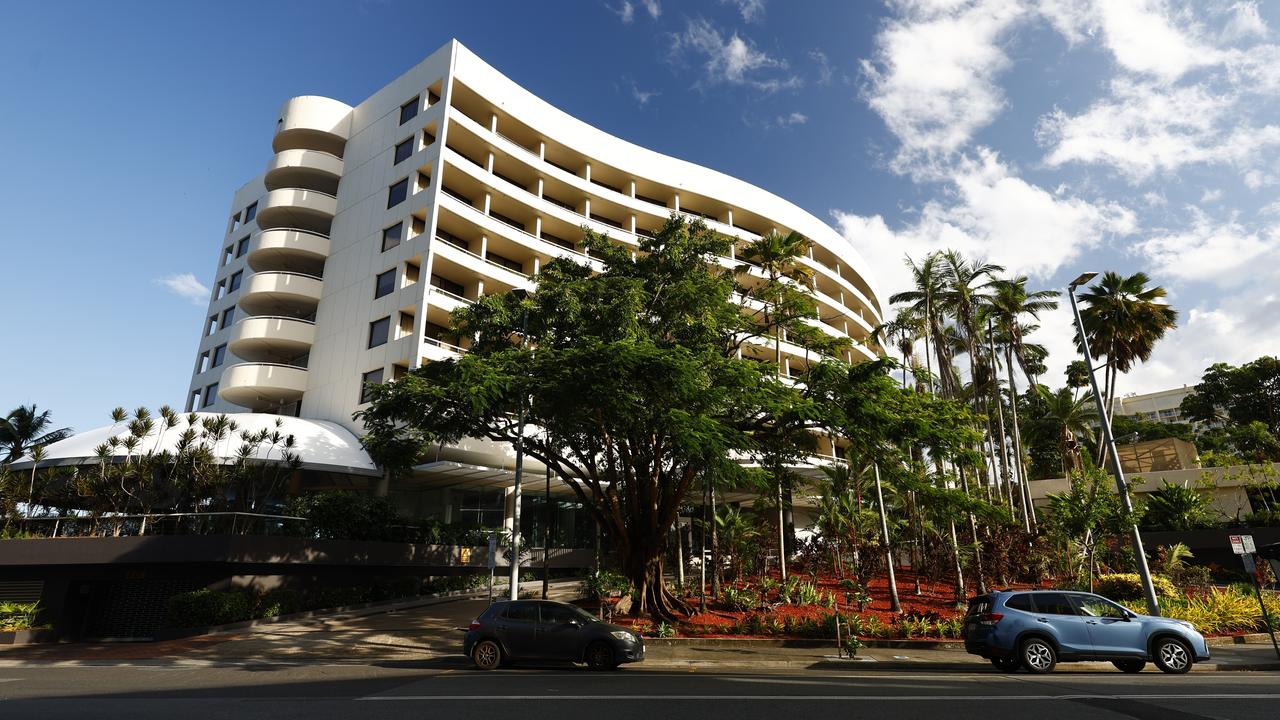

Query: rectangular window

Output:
[215, 280, 226, 300]
[229, 271, 243, 293]
[188, 390, 201, 413]
[404, 261, 420, 284]
[202, 383, 219, 408]
[221, 307, 235, 329]
[198, 351, 210, 374]
[423, 129, 437, 146]
[381, 222, 403, 252]
[431, 274, 465, 297]
[368, 316, 391, 348]
[387, 178, 408, 208]
[206, 316, 218, 336]
[428, 90, 441, 106]
[374, 268, 396, 299]
[236, 236, 250, 257]
[360, 368, 385, 403]
[392, 364, 409, 381]
[244, 202, 257, 223]
[222, 246, 233, 266]
[229, 212, 240, 232]
[399, 97, 419, 125]
[411, 216, 426, 237]
[211, 344, 227, 368]
[398, 311, 415, 336]
[394, 138, 414, 164]
[416, 172, 431, 192]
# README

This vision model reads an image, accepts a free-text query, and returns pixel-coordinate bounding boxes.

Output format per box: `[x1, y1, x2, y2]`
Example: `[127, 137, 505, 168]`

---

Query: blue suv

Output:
[964, 590, 1210, 674]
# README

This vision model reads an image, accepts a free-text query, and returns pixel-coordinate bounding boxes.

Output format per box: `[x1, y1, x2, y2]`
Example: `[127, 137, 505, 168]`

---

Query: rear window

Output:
[1006, 594, 1034, 612]
[1033, 592, 1077, 616]
[966, 597, 993, 616]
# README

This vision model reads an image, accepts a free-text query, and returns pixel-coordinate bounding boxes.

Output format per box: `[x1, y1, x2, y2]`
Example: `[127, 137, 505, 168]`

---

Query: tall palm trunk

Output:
[874, 464, 901, 613]
[1005, 346, 1036, 530]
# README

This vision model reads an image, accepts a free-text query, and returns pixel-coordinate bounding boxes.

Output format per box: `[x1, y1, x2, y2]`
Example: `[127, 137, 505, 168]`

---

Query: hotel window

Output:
[215, 280, 226, 300]
[374, 269, 396, 299]
[368, 316, 391, 348]
[381, 221, 403, 252]
[229, 212, 240, 232]
[387, 178, 408, 208]
[229, 271, 243, 293]
[394, 138, 414, 164]
[360, 368, 385, 403]
[188, 389, 201, 412]
[211, 344, 227, 368]
[236, 236, 250, 257]
[392, 364, 409, 381]
[244, 202, 257, 223]
[198, 351, 210, 373]
[222, 245, 233, 266]
[399, 97, 419, 125]
[428, 90, 441, 106]
[221, 307, 235, 329]
[206, 316, 217, 336]
[202, 383, 219, 408]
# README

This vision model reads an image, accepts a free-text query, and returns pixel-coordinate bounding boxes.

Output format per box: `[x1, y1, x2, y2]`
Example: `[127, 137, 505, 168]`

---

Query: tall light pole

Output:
[1067, 271, 1160, 616]
[509, 292, 531, 601]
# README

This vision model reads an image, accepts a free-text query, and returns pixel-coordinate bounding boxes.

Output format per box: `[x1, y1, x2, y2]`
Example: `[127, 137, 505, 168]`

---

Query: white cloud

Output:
[629, 82, 659, 106]
[642, 0, 661, 20]
[610, 1, 634, 23]
[1135, 209, 1280, 286]
[1222, 1, 1268, 42]
[1200, 188, 1223, 204]
[722, 0, 767, 23]
[860, 0, 1027, 176]
[834, 149, 1135, 298]
[157, 273, 210, 306]
[810, 49, 833, 84]
[1037, 78, 1280, 182]
[670, 18, 801, 92]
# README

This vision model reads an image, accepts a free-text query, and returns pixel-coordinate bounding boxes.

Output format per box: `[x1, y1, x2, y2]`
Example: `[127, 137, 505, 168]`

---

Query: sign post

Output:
[487, 533, 498, 605]
[1232, 534, 1280, 661]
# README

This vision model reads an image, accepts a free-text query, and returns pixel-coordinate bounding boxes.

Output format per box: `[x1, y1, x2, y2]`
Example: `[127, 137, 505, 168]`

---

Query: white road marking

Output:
[358, 693, 1280, 701]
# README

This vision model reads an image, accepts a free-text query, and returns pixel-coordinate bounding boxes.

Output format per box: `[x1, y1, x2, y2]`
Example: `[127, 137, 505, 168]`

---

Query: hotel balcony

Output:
[272, 95, 352, 157]
[247, 228, 330, 276]
[218, 362, 309, 410]
[227, 316, 316, 363]
[263, 148, 344, 196]
[255, 188, 337, 236]
[237, 271, 323, 317]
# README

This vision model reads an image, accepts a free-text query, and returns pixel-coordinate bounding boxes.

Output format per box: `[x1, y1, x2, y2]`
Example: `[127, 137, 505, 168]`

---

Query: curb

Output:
[641, 657, 1280, 673]
[645, 637, 965, 650]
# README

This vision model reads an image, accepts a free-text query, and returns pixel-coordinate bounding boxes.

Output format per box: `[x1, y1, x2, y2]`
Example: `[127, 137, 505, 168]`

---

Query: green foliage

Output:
[655, 621, 676, 638]
[580, 569, 630, 601]
[1182, 357, 1280, 436]
[284, 492, 405, 541]
[721, 586, 761, 612]
[1094, 573, 1178, 601]
[1140, 480, 1219, 531]
[936, 616, 964, 638]
[253, 589, 301, 618]
[896, 615, 932, 638]
[842, 634, 863, 655]
[0, 602, 41, 631]
[167, 589, 253, 627]
[1111, 415, 1193, 443]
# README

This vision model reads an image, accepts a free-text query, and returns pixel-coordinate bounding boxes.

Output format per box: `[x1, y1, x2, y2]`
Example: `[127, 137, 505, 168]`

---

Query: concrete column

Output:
[539, 141, 546, 161]
[673, 193, 680, 213]
[483, 192, 492, 215]
[630, 214, 637, 234]
[490, 113, 498, 134]
[629, 180, 636, 198]
[486, 151, 494, 174]
[503, 485, 516, 534]
[533, 257, 541, 274]
[480, 235, 489, 259]
[583, 197, 591, 219]
[726, 208, 734, 227]
[537, 177, 544, 198]
[583, 162, 591, 182]
[534, 216, 542, 239]
[476, 279, 485, 299]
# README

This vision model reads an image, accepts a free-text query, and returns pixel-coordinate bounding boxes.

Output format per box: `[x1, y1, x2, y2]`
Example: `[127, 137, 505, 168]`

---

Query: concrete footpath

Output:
[1, 585, 1277, 673]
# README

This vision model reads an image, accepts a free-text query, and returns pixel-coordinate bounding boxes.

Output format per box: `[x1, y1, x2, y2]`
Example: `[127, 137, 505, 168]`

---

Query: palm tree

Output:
[890, 253, 958, 396]
[1035, 385, 1098, 478]
[988, 277, 1060, 529]
[872, 309, 924, 389]
[1075, 271, 1178, 464]
[1, 405, 72, 464]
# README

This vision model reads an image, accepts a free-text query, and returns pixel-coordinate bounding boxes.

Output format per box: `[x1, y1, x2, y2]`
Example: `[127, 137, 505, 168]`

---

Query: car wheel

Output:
[991, 657, 1020, 672]
[1020, 637, 1057, 674]
[1153, 637, 1192, 674]
[1112, 659, 1146, 673]
[585, 641, 617, 671]
[472, 639, 502, 671]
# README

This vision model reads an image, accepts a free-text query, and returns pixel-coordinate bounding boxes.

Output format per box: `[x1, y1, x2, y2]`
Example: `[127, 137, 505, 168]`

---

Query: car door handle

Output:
[1036, 617, 1049, 623]
[1085, 620, 1098, 625]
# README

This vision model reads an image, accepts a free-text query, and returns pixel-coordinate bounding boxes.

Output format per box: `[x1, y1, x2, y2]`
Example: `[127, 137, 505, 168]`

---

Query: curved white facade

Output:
[186, 39, 884, 467]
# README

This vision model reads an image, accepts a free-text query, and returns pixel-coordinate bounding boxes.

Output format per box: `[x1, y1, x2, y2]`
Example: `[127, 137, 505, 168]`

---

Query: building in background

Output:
[1109, 387, 1220, 430]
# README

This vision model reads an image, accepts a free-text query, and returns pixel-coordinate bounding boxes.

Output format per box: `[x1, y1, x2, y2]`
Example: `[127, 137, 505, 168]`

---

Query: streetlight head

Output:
[1069, 271, 1098, 289]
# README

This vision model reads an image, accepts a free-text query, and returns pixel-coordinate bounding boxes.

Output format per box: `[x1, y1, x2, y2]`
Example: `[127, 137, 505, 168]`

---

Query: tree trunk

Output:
[874, 464, 901, 613]
[958, 465, 987, 595]
[710, 483, 721, 597]
[1005, 346, 1036, 531]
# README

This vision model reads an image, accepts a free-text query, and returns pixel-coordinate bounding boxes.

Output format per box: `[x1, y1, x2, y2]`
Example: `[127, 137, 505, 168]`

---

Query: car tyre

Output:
[1112, 659, 1146, 673]
[1152, 637, 1193, 674]
[991, 657, 1020, 672]
[585, 641, 617, 671]
[1020, 637, 1057, 674]
[472, 639, 503, 671]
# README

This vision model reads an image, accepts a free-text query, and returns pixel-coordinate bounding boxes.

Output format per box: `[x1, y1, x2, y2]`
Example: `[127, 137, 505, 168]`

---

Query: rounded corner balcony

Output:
[273, 95, 352, 157]
[255, 188, 337, 236]
[248, 228, 330, 275]
[264, 149, 344, 195]
[237, 271, 324, 317]
[219, 362, 308, 410]
[227, 316, 316, 362]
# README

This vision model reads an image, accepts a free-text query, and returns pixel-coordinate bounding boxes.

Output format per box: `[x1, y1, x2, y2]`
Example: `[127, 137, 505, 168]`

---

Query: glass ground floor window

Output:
[520, 494, 593, 549]
[450, 488, 506, 529]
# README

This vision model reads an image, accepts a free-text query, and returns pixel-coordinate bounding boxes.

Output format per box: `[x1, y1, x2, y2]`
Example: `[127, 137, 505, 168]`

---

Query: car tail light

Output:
[976, 612, 1004, 626]
[468, 620, 481, 630]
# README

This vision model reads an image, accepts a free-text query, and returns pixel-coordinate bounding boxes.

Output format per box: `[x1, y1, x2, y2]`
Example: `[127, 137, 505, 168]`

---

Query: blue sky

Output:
[2, 0, 1278, 434]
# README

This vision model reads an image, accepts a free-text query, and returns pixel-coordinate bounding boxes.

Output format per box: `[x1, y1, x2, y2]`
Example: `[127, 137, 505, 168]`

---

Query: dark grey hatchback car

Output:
[463, 600, 645, 670]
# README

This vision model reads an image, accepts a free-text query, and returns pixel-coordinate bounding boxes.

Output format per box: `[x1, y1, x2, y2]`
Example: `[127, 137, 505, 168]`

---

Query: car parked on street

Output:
[463, 599, 645, 671]
[964, 589, 1210, 674]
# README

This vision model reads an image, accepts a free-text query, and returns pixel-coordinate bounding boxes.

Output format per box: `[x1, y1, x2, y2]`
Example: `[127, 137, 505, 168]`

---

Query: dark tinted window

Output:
[374, 269, 396, 299]
[1034, 593, 1077, 616]
[360, 368, 384, 403]
[236, 236, 250, 257]
[540, 604, 580, 626]
[1005, 595, 1034, 612]
[387, 178, 409, 208]
[202, 383, 218, 407]
[382, 222, 403, 252]
[394, 138, 414, 164]
[503, 602, 537, 622]
[228, 271, 243, 292]
[368, 317, 390, 348]
[244, 202, 257, 223]
[966, 597, 992, 616]
[221, 307, 235, 328]
[399, 97, 419, 125]
[211, 344, 227, 368]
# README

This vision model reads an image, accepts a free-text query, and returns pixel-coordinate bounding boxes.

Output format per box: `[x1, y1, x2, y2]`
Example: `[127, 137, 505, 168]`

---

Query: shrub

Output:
[936, 617, 964, 639]
[284, 492, 405, 542]
[655, 621, 676, 638]
[253, 589, 300, 618]
[721, 586, 760, 612]
[580, 569, 630, 601]
[167, 589, 252, 627]
[1094, 573, 1177, 600]
[0, 602, 40, 631]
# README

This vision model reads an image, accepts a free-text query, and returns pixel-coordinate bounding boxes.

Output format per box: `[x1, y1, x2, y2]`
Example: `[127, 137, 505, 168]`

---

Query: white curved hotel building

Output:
[182, 40, 884, 526]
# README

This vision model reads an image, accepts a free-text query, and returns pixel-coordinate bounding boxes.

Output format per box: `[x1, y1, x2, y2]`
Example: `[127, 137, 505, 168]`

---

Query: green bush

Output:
[580, 569, 630, 601]
[0, 602, 40, 631]
[253, 589, 300, 618]
[167, 589, 252, 627]
[284, 492, 406, 542]
[1094, 573, 1177, 600]
[721, 586, 760, 612]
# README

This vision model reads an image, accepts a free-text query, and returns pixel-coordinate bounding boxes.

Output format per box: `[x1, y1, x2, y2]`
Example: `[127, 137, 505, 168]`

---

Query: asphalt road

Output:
[1, 662, 1278, 720]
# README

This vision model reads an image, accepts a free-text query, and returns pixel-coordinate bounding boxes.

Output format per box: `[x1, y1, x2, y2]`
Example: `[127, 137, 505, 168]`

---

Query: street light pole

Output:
[1067, 272, 1160, 616]
[509, 298, 531, 601]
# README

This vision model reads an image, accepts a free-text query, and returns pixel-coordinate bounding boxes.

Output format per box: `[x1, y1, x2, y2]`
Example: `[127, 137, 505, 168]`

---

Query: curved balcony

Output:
[248, 228, 330, 275]
[255, 188, 337, 236]
[264, 149, 344, 195]
[219, 362, 308, 410]
[227, 316, 316, 363]
[273, 95, 352, 157]
[237, 271, 324, 317]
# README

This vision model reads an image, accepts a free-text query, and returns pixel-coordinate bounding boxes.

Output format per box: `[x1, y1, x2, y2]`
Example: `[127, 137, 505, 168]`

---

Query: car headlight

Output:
[611, 630, 636, 641]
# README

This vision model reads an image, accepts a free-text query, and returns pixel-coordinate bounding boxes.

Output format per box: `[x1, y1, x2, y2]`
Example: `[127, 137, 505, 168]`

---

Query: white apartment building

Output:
[164, 39, 887, 531]
[1110, 387, 1218, 429]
